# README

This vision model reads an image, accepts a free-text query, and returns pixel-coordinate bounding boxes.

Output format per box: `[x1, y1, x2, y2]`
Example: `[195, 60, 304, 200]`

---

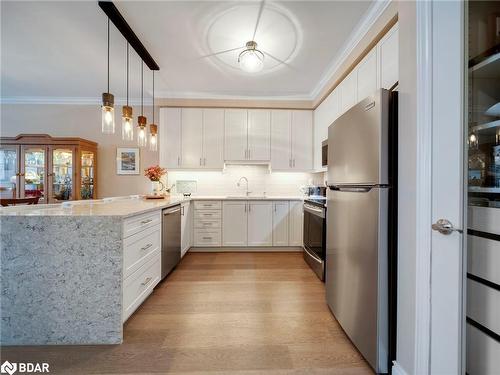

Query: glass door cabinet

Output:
[0, 135, 98, 203]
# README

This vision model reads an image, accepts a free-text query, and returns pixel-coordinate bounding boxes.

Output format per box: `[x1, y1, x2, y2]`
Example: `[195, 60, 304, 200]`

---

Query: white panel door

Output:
[248, 109, 271, 161]
[225, 109, 248, 161]
[181, 202, 191, 257]
[271, 110, 291, 170]
[159, 108, 181, 168]
[289, 200, 303, 246]
[272, 201, 289, 246]
[181, 108, 203, 168]
[203, 109, 224, 168]
[357, 48, 378, 103]
[291, 110, 313, 170]
[340, 70, 358, 113]
[222, 201, 247, 246]
[378, 23, 399, 90]
[247, 201, 273, 246]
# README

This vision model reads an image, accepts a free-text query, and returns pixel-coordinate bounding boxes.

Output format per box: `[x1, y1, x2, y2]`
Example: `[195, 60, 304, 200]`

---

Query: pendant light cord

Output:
[126, 43, 129, 106]
[141, 61, 144, 116]
[107, 18, 110, 93]
[152, 71, 155, 124]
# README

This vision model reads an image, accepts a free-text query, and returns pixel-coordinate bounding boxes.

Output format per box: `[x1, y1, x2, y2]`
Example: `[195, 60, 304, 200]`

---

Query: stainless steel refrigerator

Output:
[326, 89, 397, 374]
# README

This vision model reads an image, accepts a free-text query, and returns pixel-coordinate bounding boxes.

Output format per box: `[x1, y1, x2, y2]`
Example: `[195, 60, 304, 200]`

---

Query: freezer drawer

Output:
[326, 187, 388, 373]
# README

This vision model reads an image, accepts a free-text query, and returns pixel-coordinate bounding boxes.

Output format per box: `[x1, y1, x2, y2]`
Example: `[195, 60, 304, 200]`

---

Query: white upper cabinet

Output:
[291, 110, 313, 170]
[203, 109, 224, 168]
[313, 88, 339, 171]
[222, 201, 248, 246]
[272, 201, 289, 246]
[159, 108, 181, 168]
[340, 70, 358, 113]
[181, 108, 203, 168]
[357, 48, 378, 102]
[247, 201, 273, 246]
[271, 110, 292, 169]
[378, 23, 399, 90]
[247, 109, 271, 161]
[224, 109, 247, 161]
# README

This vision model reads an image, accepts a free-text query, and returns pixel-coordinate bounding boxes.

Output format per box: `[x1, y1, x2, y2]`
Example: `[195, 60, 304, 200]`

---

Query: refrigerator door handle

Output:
[327, 184, 388, 192]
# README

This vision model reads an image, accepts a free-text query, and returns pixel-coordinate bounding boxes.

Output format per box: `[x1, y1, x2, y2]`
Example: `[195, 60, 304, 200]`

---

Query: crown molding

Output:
[0, 96, 152, 106]
[155, 90, 312, 101]
[308, 0, 392, 100]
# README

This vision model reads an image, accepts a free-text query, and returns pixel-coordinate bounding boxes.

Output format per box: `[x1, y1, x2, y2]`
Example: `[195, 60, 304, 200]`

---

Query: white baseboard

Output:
[189, 247, 303, 252]
[392, 361, 410, 375]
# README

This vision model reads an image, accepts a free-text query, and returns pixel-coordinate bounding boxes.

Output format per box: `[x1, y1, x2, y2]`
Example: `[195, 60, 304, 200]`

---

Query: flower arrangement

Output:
[144, 165, 166, 182]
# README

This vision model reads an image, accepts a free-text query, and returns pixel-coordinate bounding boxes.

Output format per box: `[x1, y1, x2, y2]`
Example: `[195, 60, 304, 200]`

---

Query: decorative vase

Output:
[151, 181, 163, 196]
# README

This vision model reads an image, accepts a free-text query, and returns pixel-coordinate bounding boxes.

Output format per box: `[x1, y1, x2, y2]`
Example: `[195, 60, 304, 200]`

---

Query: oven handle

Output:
[304, 246, 323, 264]
[304, 204, 325, 217]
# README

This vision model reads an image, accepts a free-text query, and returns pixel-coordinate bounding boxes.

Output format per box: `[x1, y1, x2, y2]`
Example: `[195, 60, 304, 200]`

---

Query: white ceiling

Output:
[1, 1, 376, 102]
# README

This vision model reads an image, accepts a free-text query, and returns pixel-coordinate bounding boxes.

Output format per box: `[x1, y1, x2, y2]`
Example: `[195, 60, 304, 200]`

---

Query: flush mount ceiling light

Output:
[238, 41, 264, 73]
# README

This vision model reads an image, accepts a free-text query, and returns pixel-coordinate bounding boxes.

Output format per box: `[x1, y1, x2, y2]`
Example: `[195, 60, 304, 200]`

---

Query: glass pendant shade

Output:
[101, 93, 115, 134]
[121, 106, 134, 141]
[149, 124, 158, 151]
[137, 116, 147, 147]
[238, 41, 264, 73]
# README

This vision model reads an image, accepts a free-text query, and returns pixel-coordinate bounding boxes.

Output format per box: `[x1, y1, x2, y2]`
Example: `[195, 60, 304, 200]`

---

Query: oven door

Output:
[303, 203, 326, 260]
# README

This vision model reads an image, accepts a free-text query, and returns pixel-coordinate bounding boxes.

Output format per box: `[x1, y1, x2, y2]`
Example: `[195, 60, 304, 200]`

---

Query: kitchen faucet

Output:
[237, 176, 251, 197]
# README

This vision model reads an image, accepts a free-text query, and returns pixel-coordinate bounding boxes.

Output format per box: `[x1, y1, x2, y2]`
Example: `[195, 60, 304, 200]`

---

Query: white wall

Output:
[0, 104, 159, 198]
[166, 165, 314, 197]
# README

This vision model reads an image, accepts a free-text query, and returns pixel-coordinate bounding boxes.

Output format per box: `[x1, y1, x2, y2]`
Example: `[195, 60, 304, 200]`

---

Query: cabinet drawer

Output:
[123, 210, 161, 238]
[194, 229, 221, 247]
[194, 201, 221, 210]
[467, 278, 500, 335]
[194, 219, 221, 229]
[123, 226, 161, 279]
[123, 251, 161, 322]
[194, 210, 221, 219]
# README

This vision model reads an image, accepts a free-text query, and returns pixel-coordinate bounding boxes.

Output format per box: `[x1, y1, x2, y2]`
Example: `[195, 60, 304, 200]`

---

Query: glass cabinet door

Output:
[80, 150, 95, 200]
[50, 147, 74, 202]
[21, 146, 46, 202]
[0, 146, 19, 199]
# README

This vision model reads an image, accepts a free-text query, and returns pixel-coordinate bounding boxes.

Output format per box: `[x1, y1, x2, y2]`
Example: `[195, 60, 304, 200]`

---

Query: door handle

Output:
[431, 219, 463, 235]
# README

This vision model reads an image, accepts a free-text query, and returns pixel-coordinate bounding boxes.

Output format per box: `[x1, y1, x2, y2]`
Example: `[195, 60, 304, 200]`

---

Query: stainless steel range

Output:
[303, 195, 326, 281]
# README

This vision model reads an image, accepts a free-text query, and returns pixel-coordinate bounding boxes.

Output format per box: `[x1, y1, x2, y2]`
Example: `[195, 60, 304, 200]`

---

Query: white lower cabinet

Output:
[193, 201, 221, 247]
[272, 201, 289, 246]
[289, 200, 303, 246]
[247, 201, 273, 246]
[180, 201, 192, 257]
[222, 201, 248, 246]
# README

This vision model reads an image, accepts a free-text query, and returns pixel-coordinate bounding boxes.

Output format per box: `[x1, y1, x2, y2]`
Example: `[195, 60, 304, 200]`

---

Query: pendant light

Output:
[121, 43, 134, 141]
[137, 61, 147, 147]
[101, 18, 115, 134]
[149, 71, 158, 152]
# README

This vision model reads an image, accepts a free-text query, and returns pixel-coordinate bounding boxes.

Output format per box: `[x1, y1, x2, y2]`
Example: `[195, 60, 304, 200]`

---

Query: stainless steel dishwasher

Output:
[161, 205, 181, 280]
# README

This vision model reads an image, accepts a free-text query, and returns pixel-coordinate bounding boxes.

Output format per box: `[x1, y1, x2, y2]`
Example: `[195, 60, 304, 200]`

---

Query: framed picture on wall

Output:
[116, 147, 140, 175]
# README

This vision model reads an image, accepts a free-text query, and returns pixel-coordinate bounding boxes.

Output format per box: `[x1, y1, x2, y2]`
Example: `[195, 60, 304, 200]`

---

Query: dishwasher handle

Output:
[163, 205, 181, 215]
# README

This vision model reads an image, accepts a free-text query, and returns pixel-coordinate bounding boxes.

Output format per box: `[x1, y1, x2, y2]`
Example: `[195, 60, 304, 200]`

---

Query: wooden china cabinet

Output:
[0, 134, 98, 203]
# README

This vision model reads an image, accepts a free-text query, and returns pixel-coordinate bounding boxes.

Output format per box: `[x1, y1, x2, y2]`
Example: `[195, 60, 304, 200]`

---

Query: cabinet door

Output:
[357, 48, 378, 103]
[203, 109, 224, 168]
[181, 108, 203, 168]
[313, 88, 339, 171]
[49, 146, 75, 203]
[0, 146, 20, 199]
[291, 110, 313, 170]
[247, 201, 273, 246]
[340, 70, 358, 113]
[248, 109, 271, 161]
[222, 201, 247, 246]
[378, 23, 399, 90]
[224, 109, 248, 161]
[160, 108, 181, 168]
[289, 200, 303, 246]
[271, 110, 292, 169]
[272, 201, 289, 246]
[20, 145, 47, 203]
[181, 202, 192, 257]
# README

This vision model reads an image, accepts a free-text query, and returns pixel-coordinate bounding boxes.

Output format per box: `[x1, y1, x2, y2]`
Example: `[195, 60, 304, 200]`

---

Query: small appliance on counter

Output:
[303, 186, 327, 281]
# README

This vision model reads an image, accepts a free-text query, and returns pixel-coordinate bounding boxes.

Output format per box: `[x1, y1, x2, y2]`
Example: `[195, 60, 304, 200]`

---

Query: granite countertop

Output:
[0, 195, 305, 217]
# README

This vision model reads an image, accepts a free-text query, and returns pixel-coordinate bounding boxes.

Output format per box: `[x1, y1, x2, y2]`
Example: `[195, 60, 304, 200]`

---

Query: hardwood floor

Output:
[1, 252, 373, 374]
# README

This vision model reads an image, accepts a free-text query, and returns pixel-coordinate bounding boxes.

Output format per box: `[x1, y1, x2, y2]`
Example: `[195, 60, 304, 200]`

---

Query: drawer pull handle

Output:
[141, 277, 152, 286]
[140, 219, 153, 225]
[141, 243, 153, 251]
[202, 237, 212, 240]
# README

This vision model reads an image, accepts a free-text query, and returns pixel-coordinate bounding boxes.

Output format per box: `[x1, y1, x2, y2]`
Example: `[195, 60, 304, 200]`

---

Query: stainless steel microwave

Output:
[321, 140, 328, 167]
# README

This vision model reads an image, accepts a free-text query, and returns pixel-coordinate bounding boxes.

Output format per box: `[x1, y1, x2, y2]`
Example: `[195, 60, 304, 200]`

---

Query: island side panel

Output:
[0, 216, 123, 345]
